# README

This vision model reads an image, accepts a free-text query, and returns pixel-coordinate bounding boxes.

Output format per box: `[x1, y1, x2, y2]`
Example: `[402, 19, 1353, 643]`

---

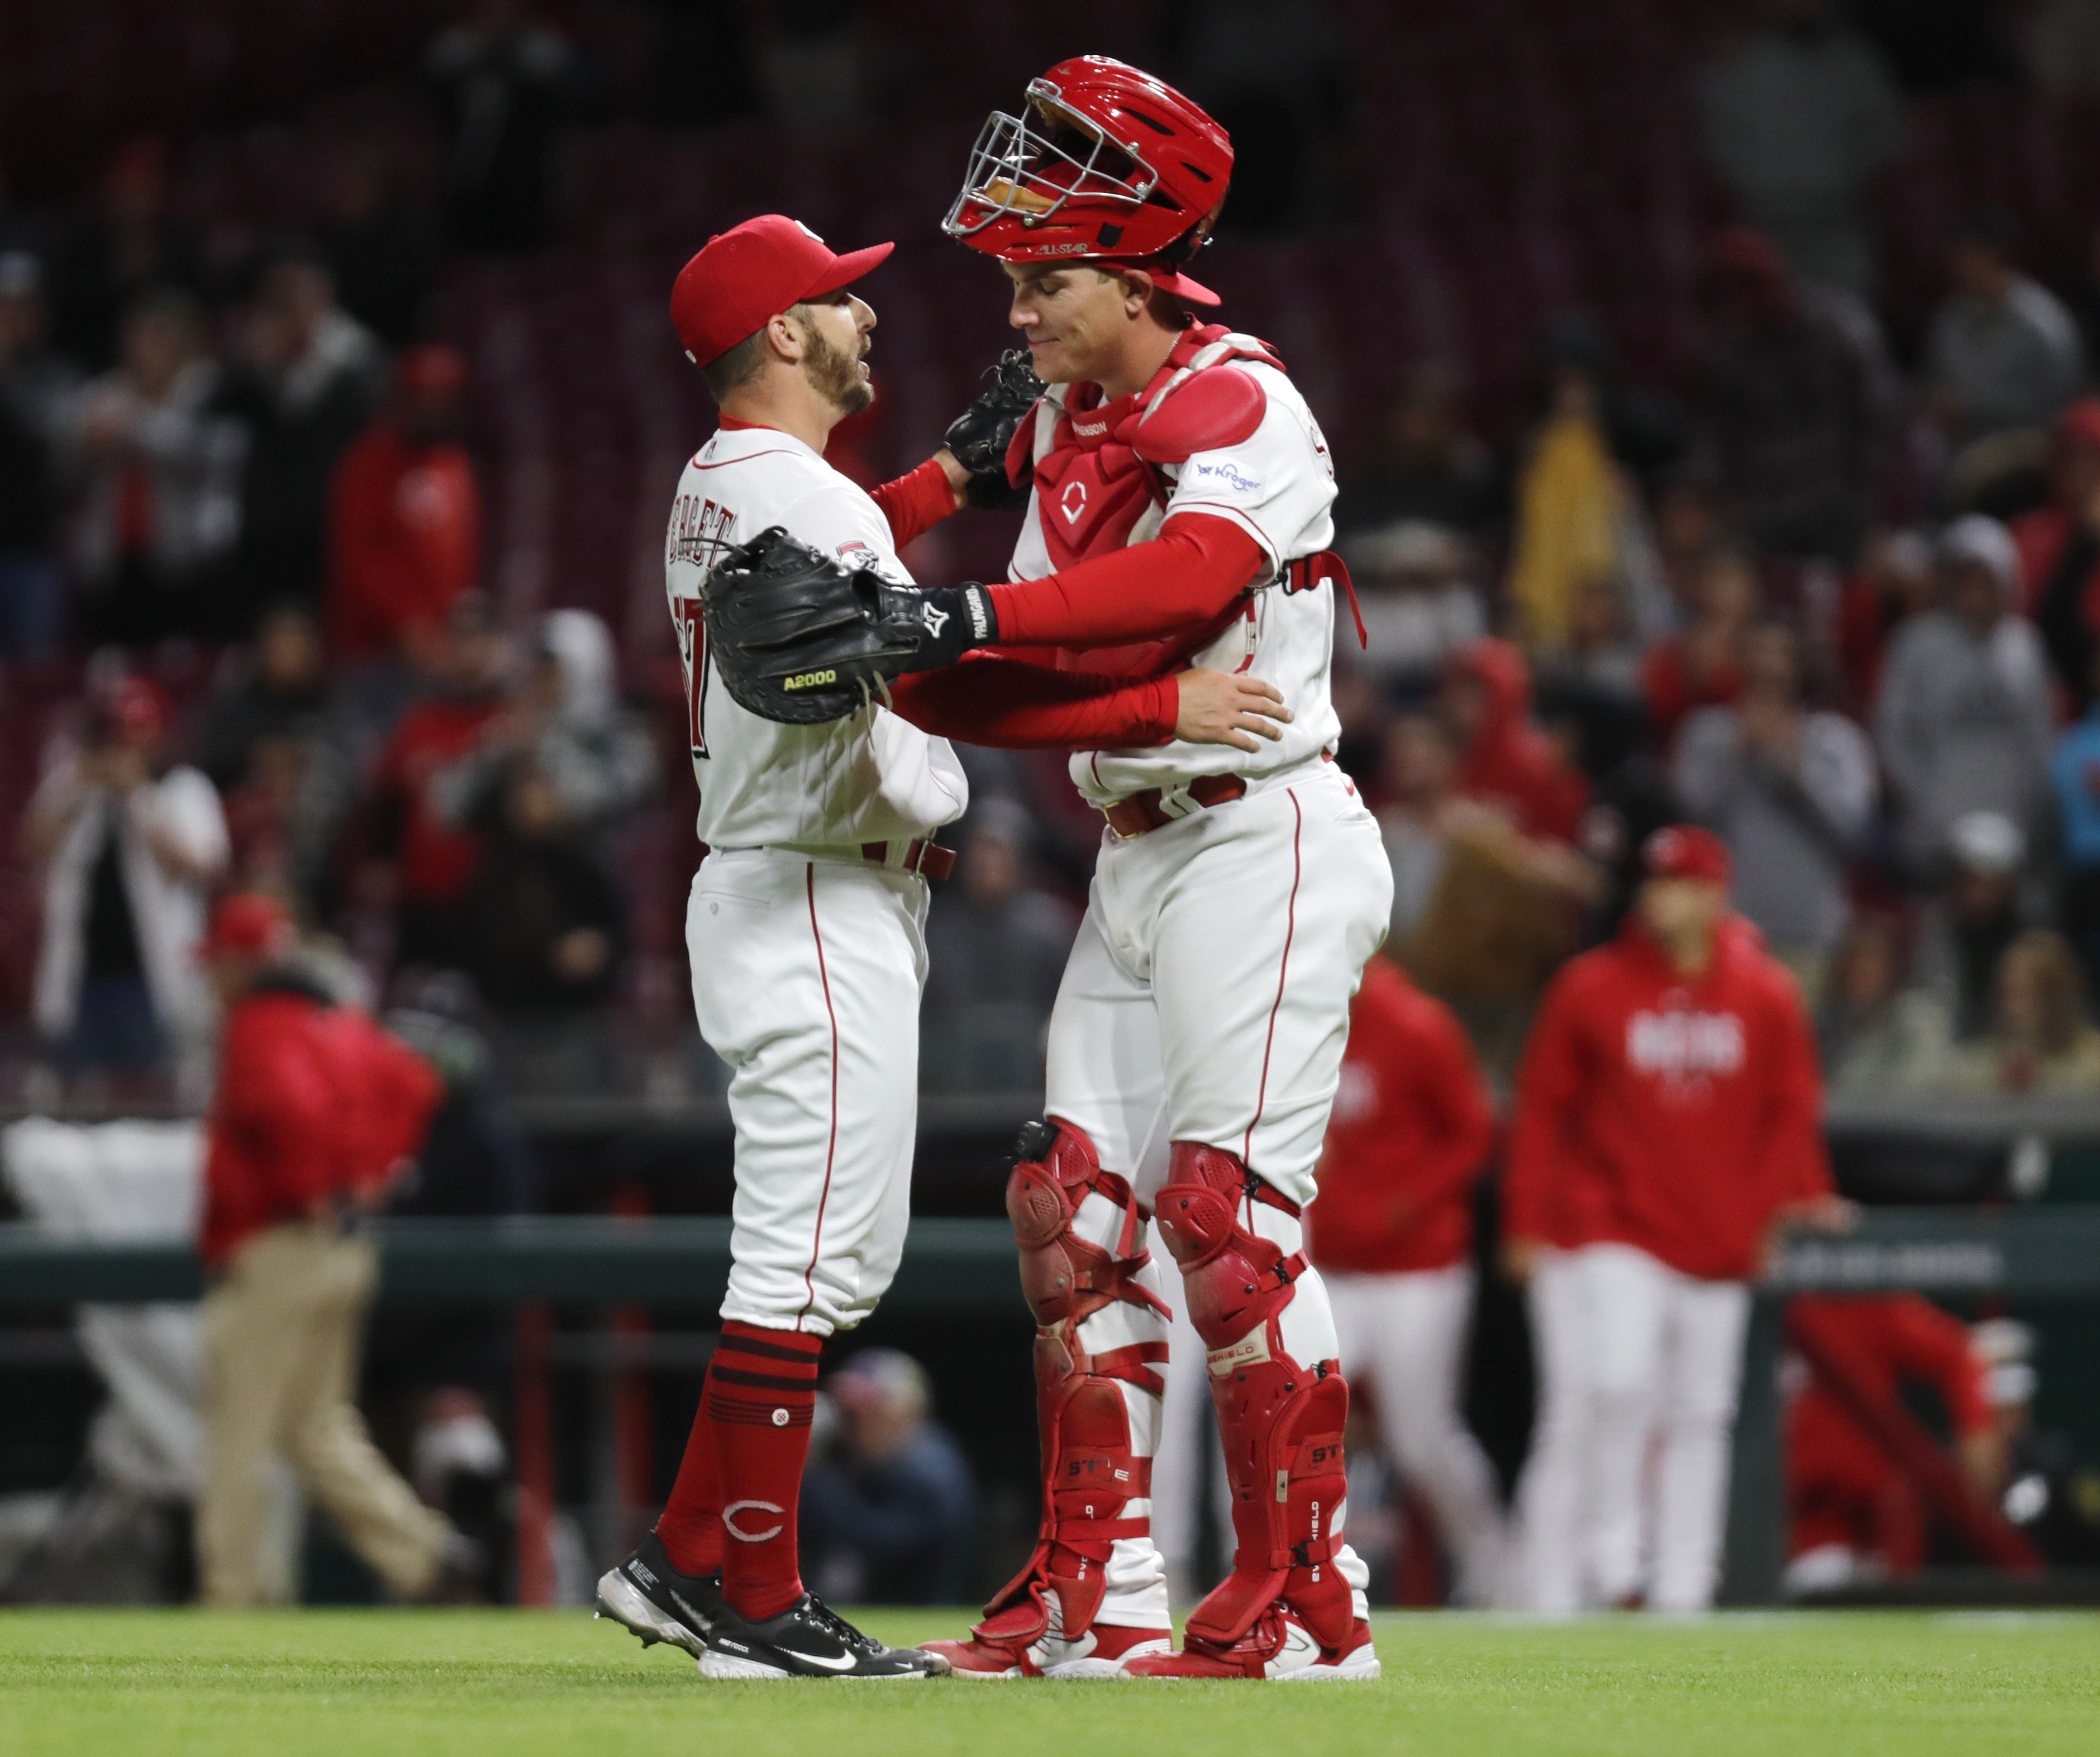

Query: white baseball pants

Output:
[1512, 1247, 1589, 1613]
[1326, 1265, 1508, 1607]
[687, 847, 927, 1339]
[1515, 1242, 1749, 1612]
[1046, 763, 1391, 1627]
[1046, 763, 1393, 1212]
[1149, 1225, 1233, 1606]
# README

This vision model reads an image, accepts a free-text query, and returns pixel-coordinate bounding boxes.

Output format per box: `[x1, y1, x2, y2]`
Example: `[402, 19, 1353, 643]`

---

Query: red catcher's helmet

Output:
[944, 56, 1232, 304]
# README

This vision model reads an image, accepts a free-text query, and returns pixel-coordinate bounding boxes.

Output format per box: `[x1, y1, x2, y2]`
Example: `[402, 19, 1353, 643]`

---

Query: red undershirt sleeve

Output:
[986, 513, 1269, 646]
[887, 655, 1179, 750]
[868, 459, 958, 552]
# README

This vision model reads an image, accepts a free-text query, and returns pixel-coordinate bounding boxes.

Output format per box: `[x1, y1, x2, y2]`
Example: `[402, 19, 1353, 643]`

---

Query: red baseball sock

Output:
[707, 1320, 823, 1620]
[654, 1397, 725, 1577]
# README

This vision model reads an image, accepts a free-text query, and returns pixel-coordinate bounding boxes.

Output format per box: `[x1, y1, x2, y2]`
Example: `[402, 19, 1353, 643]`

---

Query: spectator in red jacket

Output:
[193, 892, 465, 1606]
[1440, 637, 1589, 842]
[1308, 955, 1504, 1605]
[327, 345, 480, 665]
[1784, 1293, 2001, 1594]
[1504, 825, 1849, 1612]
[363, 593, 508, 969]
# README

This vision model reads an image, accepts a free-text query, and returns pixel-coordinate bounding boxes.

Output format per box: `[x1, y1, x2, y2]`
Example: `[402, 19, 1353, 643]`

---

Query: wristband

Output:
[901, 583, 1001, 672]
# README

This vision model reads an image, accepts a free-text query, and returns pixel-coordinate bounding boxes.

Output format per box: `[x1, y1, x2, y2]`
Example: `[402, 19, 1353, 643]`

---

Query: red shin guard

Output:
[1154, 1142, 1353, 1655]
[973, 1120, 1169, 1650]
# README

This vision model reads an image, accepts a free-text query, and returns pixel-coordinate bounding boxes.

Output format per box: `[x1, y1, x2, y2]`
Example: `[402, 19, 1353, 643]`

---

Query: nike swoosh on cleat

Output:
[779, 1648, 860, 1672]
[670, 1591, 715, 1631]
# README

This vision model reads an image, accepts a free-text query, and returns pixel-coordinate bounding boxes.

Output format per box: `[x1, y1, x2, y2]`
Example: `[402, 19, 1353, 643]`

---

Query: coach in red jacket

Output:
[1307, 955, 1504, 1604]
[194, 893, 462, 1606]
[1504, 825, 1845, 1612]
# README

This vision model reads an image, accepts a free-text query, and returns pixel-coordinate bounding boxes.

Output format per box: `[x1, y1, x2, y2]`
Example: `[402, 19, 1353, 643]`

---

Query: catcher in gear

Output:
[911, 58, 1392, 1682]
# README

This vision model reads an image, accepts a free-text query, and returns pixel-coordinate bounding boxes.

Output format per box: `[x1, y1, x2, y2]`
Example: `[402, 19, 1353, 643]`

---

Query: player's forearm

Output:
[888, 658, 1178, 750]
[869, 458, 961, 551]
[985, 514, 1268, 645]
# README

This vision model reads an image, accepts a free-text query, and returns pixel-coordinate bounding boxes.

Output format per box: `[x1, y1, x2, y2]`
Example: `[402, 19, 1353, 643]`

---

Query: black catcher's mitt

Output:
[944, 349, 1044, 511]
[701, 526, 926, 725]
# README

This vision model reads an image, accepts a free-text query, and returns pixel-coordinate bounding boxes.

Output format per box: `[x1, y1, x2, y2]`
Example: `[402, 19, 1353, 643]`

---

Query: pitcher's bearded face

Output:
[798, 295, 875, 418]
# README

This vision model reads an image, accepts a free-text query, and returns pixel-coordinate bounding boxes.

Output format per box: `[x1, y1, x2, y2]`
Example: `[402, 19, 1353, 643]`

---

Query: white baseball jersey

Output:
[1011, 355, 1342, 808]
[665, 425, 968, 850]
[665, 423, 960, 1339]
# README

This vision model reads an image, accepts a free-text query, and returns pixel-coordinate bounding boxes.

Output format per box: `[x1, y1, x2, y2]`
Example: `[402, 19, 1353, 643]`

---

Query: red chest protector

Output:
[1021, 323, 1284, 573]
[1015, 325, 1288, 675]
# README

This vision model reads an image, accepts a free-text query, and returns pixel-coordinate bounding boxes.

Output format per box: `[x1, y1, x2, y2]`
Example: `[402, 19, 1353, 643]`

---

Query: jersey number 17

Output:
[674, 596, 709, 760]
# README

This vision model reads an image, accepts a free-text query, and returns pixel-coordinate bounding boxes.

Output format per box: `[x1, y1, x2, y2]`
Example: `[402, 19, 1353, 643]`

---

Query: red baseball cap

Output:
[669, 215, 894, 368]
[1642, 824, 1732, 887]
[198, 893, 294, 963]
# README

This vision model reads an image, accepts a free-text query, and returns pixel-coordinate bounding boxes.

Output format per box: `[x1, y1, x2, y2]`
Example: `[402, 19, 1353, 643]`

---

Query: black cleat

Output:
[698, 1592, 951, 1680]
[594, 1531, 723, 1658]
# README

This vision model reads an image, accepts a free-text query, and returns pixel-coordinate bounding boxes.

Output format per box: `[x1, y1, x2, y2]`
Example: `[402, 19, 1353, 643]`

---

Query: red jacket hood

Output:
[1449, 637, 1590, 842]
[1452, 636, 1533, 728]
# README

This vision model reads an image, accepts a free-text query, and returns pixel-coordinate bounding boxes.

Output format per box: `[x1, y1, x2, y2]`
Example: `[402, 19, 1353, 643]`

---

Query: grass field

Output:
[2, 1608, 2094, 1757]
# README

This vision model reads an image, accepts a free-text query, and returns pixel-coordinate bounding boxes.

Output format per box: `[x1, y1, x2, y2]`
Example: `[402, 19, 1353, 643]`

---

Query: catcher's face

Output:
[794, 289, 877, 420]
[1002, 263, 1135, 388]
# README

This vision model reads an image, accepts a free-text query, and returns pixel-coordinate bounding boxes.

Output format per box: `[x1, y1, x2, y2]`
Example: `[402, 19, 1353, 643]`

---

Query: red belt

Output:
[861, 837, 955, 880]
[1101, 773, 1247, 840]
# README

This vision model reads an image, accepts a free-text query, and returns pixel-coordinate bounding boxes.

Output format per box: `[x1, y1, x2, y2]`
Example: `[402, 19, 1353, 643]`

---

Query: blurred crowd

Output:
[13, 0, 2100, 1107]
[1335, 201, 2100, 1099]
[12, 0, 2100, 1615]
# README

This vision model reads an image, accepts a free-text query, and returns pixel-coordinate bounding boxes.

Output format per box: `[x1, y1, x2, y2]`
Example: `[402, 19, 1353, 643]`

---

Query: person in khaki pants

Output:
[194, 893, 460, 1605]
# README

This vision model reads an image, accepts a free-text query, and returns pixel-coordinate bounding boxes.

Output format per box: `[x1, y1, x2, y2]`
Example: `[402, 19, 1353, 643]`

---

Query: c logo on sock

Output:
[722, 1499, 785, 1543]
